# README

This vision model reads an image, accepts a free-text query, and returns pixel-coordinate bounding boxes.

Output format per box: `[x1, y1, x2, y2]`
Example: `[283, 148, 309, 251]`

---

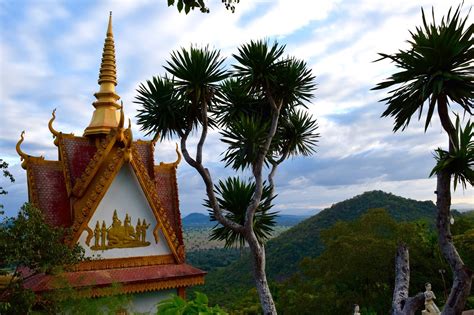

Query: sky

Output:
[0, 0, 472, 217]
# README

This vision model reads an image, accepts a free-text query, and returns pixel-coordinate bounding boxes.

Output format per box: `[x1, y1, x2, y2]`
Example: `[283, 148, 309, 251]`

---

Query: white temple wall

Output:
[78, 164, 172, 258]
[128, 290, 176, 314]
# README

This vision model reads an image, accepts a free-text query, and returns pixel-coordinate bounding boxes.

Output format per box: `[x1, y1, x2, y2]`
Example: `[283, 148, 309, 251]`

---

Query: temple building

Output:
[15, 13, 205, 313]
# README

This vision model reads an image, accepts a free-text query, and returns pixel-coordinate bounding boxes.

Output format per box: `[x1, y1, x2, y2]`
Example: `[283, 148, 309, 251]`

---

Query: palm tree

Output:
[204, 177, 277, 249]
[373, 4, 473, 314]
[135, 40, 318, 314]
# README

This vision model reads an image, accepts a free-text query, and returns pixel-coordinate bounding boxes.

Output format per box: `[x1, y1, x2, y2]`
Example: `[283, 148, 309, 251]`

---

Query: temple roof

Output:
[15, 12, 195, 289]
[23, 264, 206, 297]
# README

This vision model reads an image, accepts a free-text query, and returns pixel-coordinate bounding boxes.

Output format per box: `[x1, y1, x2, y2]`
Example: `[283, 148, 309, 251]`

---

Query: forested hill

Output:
[264, 190, 437, 279]
[182, 212, 309, 228]
[201, 190, 437, 298]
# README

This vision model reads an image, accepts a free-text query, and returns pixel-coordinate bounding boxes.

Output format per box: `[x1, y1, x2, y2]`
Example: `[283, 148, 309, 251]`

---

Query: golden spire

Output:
[84, 12, 121, 136]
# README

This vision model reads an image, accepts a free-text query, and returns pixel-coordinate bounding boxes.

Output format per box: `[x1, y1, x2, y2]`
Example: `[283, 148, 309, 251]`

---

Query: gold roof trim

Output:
[84, 12, 121, 136]
[72, 254, 175, 271]
[157, 144, 182, 170]
[16, 131, 45, 169]
[48, 109, 60, 139]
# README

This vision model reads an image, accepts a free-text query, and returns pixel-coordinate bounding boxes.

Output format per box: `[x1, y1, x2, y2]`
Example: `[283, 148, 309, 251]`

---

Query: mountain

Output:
[182, 212, 309, 228]
[182, 213, 214, 228]
[196, 191, 438, 304]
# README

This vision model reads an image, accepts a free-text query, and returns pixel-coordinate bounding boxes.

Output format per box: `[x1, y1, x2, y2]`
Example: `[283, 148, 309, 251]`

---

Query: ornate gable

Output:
[16, 12, 204, 298]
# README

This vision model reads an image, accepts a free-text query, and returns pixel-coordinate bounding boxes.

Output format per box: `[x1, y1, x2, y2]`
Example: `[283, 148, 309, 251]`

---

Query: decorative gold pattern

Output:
[69, 275, 204, 299]
[57, 133, 83, 196]
[129, 146, 183, 262]
[48, 109, 60, 140]
[73, 254, 175, 271]
[16, 131, 45, 169]
[84, 12, 121, 136]
[90, 210, 151, 250]
[158, 143, 182, 170]
[71, 148, 125, 236]
[72, 131, 117, 197]
[85, 226, 94, 246]
[153, 223, 160, 244]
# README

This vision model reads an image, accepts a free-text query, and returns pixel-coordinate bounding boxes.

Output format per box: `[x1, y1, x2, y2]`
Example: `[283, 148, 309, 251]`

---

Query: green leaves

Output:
[275, 110, 320, 158]
[135, 76, 188, 139]
[233, 40, 285, 93]
[373, 3, 474, 132]
[164, 46, 227, 103]
[135, 41, 318, 168]
[157, 292, 227, 315]
[430, 116, 474, 190]
[204, 177, 277, 248]
[135, 46, 228, 139]
[0, 204, 84, 275]
[221, 115, 270, 170]
[168, 0, 210, 14]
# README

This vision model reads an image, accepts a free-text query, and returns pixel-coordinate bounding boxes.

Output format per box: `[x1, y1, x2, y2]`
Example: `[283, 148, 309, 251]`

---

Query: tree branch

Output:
[244, 94, 282, 232]
[267, 149, 288, 204]
[437, 94, 457, 151]
[196, 99, 208, 164]
[391, 244, 424, 315]
[179, 118, 244, 234]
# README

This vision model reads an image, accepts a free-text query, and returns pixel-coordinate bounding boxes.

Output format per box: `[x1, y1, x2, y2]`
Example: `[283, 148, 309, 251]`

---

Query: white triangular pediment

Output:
[78, 164, 172, 258]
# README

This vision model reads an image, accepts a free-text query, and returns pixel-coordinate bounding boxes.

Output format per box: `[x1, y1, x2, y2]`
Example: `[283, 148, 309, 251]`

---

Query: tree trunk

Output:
[247, 232, 277, 315]
[436, 170, 473, 315]
[392, 244, 425, 315]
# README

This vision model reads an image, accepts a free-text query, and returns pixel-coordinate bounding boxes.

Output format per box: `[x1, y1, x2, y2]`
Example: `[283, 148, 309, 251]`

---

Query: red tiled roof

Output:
[23, 264, 206, 292]
[155, 167, 184, 246]
[29, 161, 71, 227]
[133, 141, 154, 179]
[61, 137, 97, 186]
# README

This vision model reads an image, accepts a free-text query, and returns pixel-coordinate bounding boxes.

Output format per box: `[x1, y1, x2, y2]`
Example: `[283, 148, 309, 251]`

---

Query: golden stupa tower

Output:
[84, 12, 121, 136]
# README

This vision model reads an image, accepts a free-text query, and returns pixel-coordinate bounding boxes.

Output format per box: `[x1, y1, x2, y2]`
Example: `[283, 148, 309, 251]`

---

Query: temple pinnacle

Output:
[84, 12, 121, 136]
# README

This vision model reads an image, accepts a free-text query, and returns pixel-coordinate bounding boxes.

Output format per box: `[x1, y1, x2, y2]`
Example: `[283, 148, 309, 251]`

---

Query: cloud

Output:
[1, 0, 472, 218]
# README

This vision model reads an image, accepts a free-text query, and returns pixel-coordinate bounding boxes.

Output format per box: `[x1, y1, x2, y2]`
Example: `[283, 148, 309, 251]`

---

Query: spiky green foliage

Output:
[217, 41, 318, 169]
[136, 76, 187, 139]
[164, 46, 228, 103]
[204, 177, 277, 248]
[431, 116, 474, 190]
[373, 4, 474, 131]
[232, 40, 285, 93]
[274, 110, 320, 157]
[220, 115, 271, 170]
[157, 292, 227, 315]
[135, 46, 228, 139]
[135, 41, 318, 169]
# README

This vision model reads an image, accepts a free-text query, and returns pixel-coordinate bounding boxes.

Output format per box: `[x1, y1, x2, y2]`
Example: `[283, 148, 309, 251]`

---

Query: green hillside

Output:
[195, 190, 438, 305]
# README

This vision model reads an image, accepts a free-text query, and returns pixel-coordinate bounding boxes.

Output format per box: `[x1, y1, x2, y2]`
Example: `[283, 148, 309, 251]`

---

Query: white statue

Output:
[422, 282, 441, 314]
[353, 304, 361, 315]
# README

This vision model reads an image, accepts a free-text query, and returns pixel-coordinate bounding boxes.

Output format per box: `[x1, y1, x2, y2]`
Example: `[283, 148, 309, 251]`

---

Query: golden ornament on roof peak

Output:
[84, 12, 122, 137]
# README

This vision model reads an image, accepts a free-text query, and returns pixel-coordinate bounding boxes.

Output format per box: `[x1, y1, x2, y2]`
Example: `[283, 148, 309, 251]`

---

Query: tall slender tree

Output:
[135, 41, 318, 314]
[373, 4, 473, 314]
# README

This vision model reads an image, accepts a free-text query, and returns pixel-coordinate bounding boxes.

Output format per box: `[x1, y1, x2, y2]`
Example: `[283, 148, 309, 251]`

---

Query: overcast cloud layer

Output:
[0, 0, 472, 217]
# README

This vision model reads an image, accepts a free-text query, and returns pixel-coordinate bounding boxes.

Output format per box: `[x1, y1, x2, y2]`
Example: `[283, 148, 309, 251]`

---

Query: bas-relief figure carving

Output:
[422, 282, 441, 315]
[90, 210, 151, 250]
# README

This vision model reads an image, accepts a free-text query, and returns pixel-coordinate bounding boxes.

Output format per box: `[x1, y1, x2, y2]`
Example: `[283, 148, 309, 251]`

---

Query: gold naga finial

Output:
[16, 131, 42, 169]
[48, 108, 60, 138]
[151, 132, 160, 147]
[118, 102, 124, 129]
[159, 143, 182, 169]
[84, 12, 121, 136]
[16, 131, 27, 161]
[173, 143, 182, 166]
